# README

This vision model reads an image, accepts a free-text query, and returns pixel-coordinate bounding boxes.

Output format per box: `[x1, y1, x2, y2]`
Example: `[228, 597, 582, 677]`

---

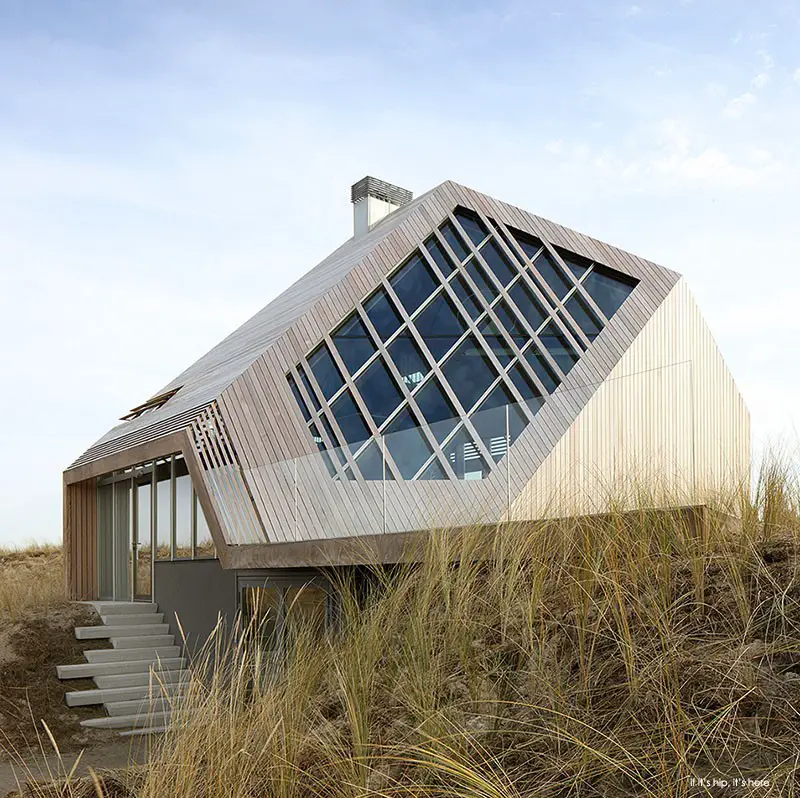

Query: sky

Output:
[0, 0, 798, 547]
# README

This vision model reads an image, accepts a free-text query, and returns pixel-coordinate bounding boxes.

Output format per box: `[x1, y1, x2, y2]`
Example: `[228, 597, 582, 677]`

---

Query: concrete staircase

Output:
[57, 602, 188, 735]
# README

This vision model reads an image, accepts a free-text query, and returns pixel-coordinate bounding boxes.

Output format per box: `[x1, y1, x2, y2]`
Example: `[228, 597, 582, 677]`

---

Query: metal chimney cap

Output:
[351, 176, 413, 206]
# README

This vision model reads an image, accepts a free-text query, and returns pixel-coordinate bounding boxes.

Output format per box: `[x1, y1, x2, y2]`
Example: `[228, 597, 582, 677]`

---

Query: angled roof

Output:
[67, 180, 679, 472]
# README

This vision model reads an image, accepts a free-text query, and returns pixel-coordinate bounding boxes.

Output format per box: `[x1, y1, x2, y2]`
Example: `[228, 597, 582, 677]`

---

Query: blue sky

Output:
[0, 0, 798, 546]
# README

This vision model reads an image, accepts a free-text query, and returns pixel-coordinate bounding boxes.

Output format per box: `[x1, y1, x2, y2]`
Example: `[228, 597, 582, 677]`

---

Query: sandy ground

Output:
[0, 740, 148, 796]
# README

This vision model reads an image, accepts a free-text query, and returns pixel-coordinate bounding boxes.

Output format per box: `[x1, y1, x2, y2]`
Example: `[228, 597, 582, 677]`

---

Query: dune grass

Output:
[0, 544, 65, 619]
[120, 460, 800, 798]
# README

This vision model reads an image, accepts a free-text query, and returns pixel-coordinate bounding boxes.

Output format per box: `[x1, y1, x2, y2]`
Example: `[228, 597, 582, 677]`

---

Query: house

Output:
[63, 176, 750, 651]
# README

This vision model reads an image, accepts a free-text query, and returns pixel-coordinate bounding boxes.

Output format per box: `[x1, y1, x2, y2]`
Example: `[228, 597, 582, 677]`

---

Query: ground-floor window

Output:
[96, 453, 216, 601]
[238, 573, 330, 656]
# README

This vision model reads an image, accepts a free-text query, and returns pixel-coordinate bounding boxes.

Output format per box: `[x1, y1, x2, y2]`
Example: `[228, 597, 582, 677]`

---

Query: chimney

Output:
[351, 176, 413, 238]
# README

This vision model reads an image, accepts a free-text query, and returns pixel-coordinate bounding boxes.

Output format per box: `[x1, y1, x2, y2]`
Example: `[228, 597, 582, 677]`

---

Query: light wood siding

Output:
[511, 279, 750, 519]
[64, 478, 98, 600]
[66, 179, 680, 473]
[205, 184, 681, 544]
[65, 179, 749, 555]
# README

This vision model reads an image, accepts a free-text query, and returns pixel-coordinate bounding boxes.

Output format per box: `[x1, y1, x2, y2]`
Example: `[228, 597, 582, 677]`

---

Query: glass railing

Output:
[244, 363, 706, 542]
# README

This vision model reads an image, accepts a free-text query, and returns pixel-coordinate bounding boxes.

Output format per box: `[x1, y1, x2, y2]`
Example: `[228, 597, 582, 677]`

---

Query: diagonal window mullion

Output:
[441, 217, 556, 399]
[381, 275, 496, 471]
[297, 366, 367, 484]
[322, 333, 404, 483]
[287, 364, 350, 480]
[567, 265, 616, 328]
[357, 301, 458, 481]
[483, 214, 591, 354]
[293, 363, 354, 480]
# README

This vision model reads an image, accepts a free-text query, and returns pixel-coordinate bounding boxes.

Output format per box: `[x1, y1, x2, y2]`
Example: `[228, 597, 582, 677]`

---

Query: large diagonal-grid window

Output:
[287, 208, 638, 481]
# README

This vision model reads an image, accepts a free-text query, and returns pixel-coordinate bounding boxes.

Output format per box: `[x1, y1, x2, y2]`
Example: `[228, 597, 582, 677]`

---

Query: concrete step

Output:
[112, 635, 175, 649]
[100, 613, 164, 626]
[106, 695, 183, 716]
[57, 658, 184, 680]
[89, 602, 159, 615]
[66, 681, 183, 707]
[119, 726, 168, 737]
[84, 646, 180, 664]
[81, 710, 171, 730]
[75, 624, 170, 640]
[93, 669, 189, 689]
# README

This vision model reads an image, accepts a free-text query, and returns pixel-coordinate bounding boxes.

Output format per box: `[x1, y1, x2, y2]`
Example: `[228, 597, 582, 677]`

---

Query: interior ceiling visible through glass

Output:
[286, 207, 639, 482]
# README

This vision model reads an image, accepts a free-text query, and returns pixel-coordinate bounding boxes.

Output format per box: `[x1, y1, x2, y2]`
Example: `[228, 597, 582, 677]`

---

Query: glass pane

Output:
[330, 391, 370, 452]
[511, 229, 543, 261]
[509, 362, 544, 414]
[454, 209, 488, 246]
[539, 321, 579, 375]
[355, 439, 384, 480]
[196, 495, 214, 558]
[478, 317, 514, 366]
[491, 221, 518, 260]
[565, 293, 603, 342]
[414, 293, 467, 361]
[242, 586, 280, 647]
[556, 248, 591, 279]
[440, 221, 469, 262]
[415, 378, 459, 442]
[309, 423, 326, 451]
[424, 236, 455, 276]
[524, 345, 561, 393]
[385, 408, 433, 479]
[479, 240, 516, 287]
[442, 335, 498, 413]
[308, 343, 344, 400]
[285, 585, 326, 639]
[175, 470, 193, 559]
[364, 288, 402, 341]
[135, 478, 151, 597]
[583, 267, 637, 319]
[355, 358, 403, 427]
[473, 384, 529, 461]
[310, 424, 337, 476]
[388, 332, 430, 389]
[320, 416, 346, 464]
[493, 299, 529, 349]
[419, 458, 447, 480]
[300, 368, 322, 412]
[332, 312, 376, 375]
[155, 458, 172, 559]
[465, 259, 498, 304]
[532, 251, 572, 300]
[450, 273, 482, 320]
[509, 280, 548, 332]
[287, 375, 311, 422]
[445, 427, 489, 480]
[390, 253, 438, 316]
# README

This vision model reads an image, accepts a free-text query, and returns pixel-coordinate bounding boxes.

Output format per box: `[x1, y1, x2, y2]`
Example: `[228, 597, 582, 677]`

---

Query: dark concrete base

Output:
[154, 558, 237, 655]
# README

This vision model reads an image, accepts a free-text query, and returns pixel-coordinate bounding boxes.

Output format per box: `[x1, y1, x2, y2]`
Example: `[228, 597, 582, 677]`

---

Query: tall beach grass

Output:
[124, 458, 800, 798]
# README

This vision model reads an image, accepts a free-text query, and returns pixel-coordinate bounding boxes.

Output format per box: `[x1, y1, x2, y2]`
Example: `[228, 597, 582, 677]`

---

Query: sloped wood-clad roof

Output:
[67, 187, 438, 470]
[66, 180, 680, 493]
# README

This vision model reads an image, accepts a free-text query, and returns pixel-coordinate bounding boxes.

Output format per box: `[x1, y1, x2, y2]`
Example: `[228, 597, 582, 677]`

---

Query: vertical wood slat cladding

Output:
[64, 478, 97, 600]
[65, 179, 747, 553]
[511, 280, 750, 519]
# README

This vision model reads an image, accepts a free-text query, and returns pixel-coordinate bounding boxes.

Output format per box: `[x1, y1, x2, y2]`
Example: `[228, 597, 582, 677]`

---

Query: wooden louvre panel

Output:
[189, 402, 269, 545]
[64, 478, 98, 601]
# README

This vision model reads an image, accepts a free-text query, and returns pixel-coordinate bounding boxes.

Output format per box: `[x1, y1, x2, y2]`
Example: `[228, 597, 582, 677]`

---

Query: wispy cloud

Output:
[723, 91, 756, 118]
[0, 0, 798, 545]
